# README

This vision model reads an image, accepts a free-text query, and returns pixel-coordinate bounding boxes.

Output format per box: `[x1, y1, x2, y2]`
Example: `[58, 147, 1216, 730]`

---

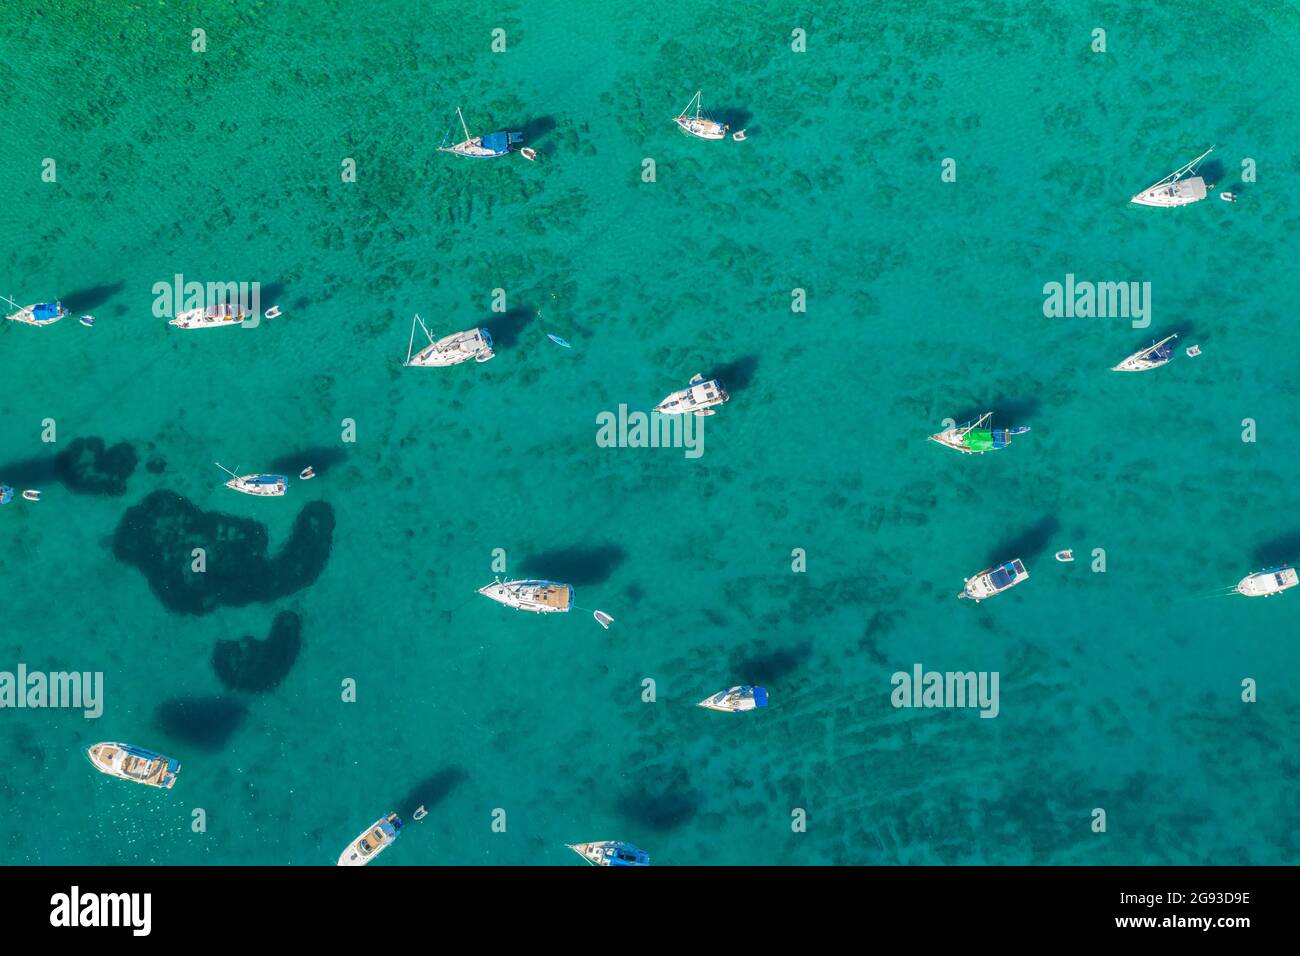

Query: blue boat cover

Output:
[33, 303, 62, 321]
[752, 686, 769, 707]
[988, 563, 1018, 589]
[992, 430, 1008, 449]
[0, 484, 13, 505]
[481, 131, 516, 154]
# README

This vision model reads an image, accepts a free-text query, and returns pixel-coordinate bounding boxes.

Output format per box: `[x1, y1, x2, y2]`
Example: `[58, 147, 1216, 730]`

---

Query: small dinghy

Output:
[22, 489, 40, 502]
[403, 314, 494, 367]
[547, 333, 572, 348]
[656, 373, 729, 416]
[1186, 344, 1201, 357]
[79, 314, 94, 327]
[929, 412, 1030, 454]
[1131, 147, 1214, 207]
[672, 90, 727, 140]
[1055, 550, 1074, 563]
[1220, 192, 1237, 203]
[593, 610, 614, 629]
[412, 805, 428, 821]
[477, 578, 573, 614]
[337, 813, 403, 866]
[520, 147, 537, 161]
[86, 742, 180, 789]
[0, 484, 14, 505]
[216, 463, 287, 497]
[566, 841, 650, 867]
[959, 558, 1029, 602]
[732, 129, 747, 141]
[1235, 565, 1299, 598]
[299, 466, 316, 480]
[1112, 334, 1177, 372]
[698, 685, 768, 713]
[264, 305, 282, 319]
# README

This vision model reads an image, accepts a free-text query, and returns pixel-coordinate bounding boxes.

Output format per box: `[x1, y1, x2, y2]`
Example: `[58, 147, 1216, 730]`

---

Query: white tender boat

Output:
[566, 841, 650, 867]
[403, 314, 494, 367]
[1236, 566, 1299, 597]
[1131, 147, 1214, 207]
[477, 578, 573, 614]
[3, 295, 68, 326]
[672, 91, 728, 140]
[337, 813, 404, 866]
[169, 302, 245, 329]
[1112, 334, 1177, 372]
[216, 462, 287, 497]
[698, 685, 769, 713]
[959, 559, 1029, 602]
[655, 373, 729, 416]
[437, 106, 523, 159]
[86, 742, 180, 789]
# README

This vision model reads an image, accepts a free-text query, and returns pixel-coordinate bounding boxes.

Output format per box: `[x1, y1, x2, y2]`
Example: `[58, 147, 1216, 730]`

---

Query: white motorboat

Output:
[1131, 147, 1214, 207]
[1236, 566, 1299, 597]
[170, 302, 246, 329]
[959, 559, 1029, 602]
[3, 295, 68, 326]
[697, 685, 769, 713]
[566, 841, 650, 867]
[86, 742, 181, 790]
[337, 813, 404, 866]
[655, 373, 728, 416]
[672, 91, 727, 140]
[216, 462, 287, 497]
[403, 314, 494, 367]
[1112, 334, 1177, 372]
[477, 578, 573, 614]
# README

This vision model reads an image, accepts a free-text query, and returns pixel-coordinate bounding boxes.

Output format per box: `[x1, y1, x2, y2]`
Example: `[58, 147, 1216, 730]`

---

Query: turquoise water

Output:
[2, 0, 1299, 865]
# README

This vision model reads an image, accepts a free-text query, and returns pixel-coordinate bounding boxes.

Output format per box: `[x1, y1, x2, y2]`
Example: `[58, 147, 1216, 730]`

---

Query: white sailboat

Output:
[655, 373, 729, 416]
[1111, 334, 1177, 372]
[477, 578, 573, 614]
[216, 462, 288, 497]
[1130, 147, 1214, 207]
[437, 107, 523, 159]
[170, 302, 246, 329]
[672, 91, 728, 140]
[403, 313, 494, 367]
[3, 295, 68, 326]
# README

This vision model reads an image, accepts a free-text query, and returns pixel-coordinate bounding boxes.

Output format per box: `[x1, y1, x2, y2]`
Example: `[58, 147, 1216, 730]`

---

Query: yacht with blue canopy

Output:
[959, 558, 1029, 602]
[216, 462, 288, 497]
[566, 841, 650, 867]
[4, 295, 69, 326]
[1112, 334, 1177, 372]
[438, 107, 523, 159]
[698, 685, 769, 713]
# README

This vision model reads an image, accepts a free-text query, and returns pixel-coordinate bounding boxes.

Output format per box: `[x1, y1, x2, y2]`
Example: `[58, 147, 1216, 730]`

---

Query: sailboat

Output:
[566, 841, 650, 867]
[1111, 334, 1177, 372]
[170, 301, 245, 329]
[437, 107, 523, 159]
[403, 314, 494, 367]
[655, 373, 729, 416]
[929, 413, 1030, 454]
[3, 295, 68, 326]
[477, 578, 573, 614]
[216, 462, 288, 497]
[698, 686, 769, 713]
[1131, 147, 1214, 207]
[672, 91, 728, 140]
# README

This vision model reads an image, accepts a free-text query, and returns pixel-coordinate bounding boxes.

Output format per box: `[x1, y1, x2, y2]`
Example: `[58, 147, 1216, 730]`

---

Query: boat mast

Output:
[214, 462, 240, 480]
[961, 412, 993, 436]
[456, 107, 471, 143]
[405, 314, 418, 365]
[694, 90, 702, 120]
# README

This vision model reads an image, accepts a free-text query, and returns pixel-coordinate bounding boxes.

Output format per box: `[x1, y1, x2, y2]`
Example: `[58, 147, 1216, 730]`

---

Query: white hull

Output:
[1131, 147, 1214, 207]
[5, 302, 68, 325]
[960, 560, 1029, 602]
[86, 742, 180, 789]
[1236, 567, 1299, 597]
[697, 686, 767, 712]
[672, 116, 726, 140]
[438, 139, 506, 158]
[170, 306, 246, 329]
[656, 375, 728, 415]
[1112, 334, 1177, 372]
[477, 579, 573, 614]
[566, 842, 649, 866]
[406, 328, 494, 366]
[337, 814, 403, 866]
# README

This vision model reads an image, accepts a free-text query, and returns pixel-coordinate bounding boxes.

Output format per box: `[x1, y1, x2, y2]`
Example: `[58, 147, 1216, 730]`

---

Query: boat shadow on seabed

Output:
[984, 515, 1060, 567]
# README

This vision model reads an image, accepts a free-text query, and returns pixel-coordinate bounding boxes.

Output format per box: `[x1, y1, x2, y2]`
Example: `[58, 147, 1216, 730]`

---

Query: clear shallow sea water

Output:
[1, 0, 1298, 865]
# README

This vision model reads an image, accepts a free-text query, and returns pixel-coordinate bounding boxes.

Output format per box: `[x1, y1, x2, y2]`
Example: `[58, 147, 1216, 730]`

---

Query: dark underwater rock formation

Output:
[55, 437, 137, 495]
[155, 695, 248, 751]
[213, 611, 302, 692]
[113, 491, 334, 615]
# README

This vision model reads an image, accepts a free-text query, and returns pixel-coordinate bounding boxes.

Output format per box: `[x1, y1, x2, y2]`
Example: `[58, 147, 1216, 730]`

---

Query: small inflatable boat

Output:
[22, 489, 41, 502]
[732, 129, 747, 141]
[299, 466, 316, 480]
[1055, 550, 1074, 563]
[264, 306, 282, 319]
[547, 333, 572, 348]
[1220, 192, 1237, 203]
[79, 315, 95, 327]
[520, 147, 537, 161]
[1186, 344, 1201, 357]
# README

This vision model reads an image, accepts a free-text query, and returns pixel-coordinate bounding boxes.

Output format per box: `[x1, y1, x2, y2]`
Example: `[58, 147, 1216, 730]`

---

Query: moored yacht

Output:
[216, 462, 287, 497]
[170, 302, 246, 329]
[0, 484, 12, 505]
[1236, 566, 1299, 597]
[655, 373, 729, 416]
[698, 685, 769, 713]
[1131, 147, 1214, 207]
[929, 412, 1030, 454]
[337, 813, 404, 866]
[959, 559, 1029, 602]
[672, 91, 727, 140]
[566, 841, 650, 867]
[1112, 334, 1177, 372]
[477, 578, 573, 614]
[4, 295, 69, 326]
[403, 314, 494, 366]
[437, 106, 523, 159]
[86, 742, 180, 789]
